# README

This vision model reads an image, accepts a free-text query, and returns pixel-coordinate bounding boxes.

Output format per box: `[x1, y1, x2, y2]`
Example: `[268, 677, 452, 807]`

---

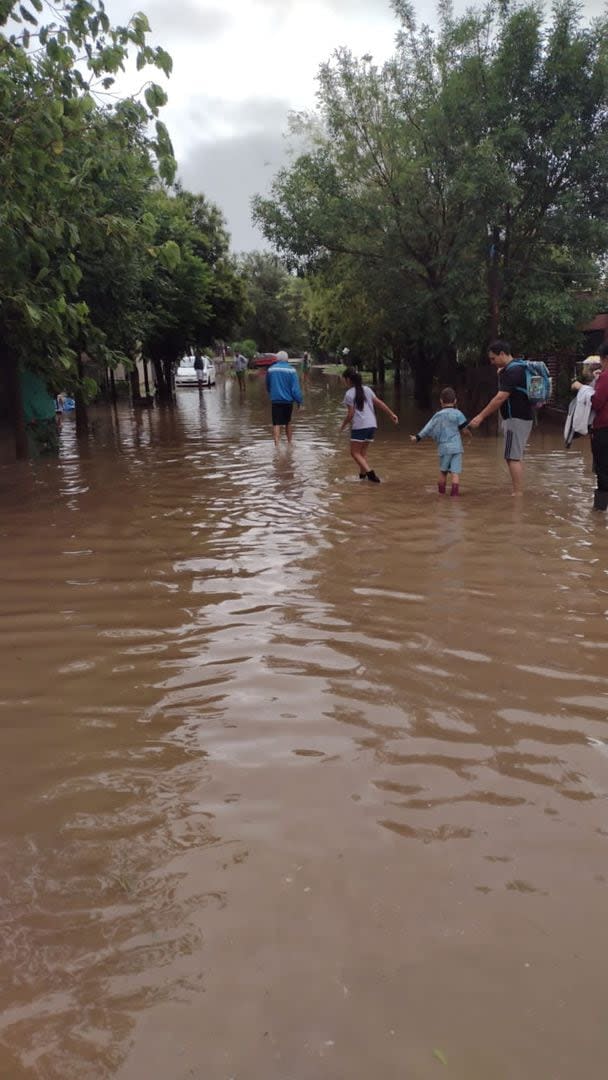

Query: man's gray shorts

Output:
[503, 418, 533, 461]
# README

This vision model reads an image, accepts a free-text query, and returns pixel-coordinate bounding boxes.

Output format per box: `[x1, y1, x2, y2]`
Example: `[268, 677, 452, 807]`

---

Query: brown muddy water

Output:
[0, 371, 607, 1080]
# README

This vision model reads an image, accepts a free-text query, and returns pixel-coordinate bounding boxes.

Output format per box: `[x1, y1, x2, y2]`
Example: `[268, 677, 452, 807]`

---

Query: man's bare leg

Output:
[273, 425, 281, 447]
[507, 459, 524, 495]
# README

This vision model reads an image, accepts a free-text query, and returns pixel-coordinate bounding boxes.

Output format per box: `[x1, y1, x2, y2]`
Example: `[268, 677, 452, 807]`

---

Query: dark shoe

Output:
[366, 470, 381, 483]
[359, 472, 367, 479]
[593, 490, 608, 511]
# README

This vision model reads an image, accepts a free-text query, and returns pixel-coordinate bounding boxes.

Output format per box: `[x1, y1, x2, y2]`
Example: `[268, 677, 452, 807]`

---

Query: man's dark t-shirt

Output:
[498, 361, 533, 421]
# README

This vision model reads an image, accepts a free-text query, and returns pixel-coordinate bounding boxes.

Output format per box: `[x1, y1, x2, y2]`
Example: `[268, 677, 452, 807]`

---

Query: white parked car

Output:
[175, 354, 216, 387]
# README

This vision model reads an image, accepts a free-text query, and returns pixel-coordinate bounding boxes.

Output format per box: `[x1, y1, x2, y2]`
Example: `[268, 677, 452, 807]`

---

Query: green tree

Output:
[254, 0, 608, 401]
[0, 0, 174, 455]
[235, 252, 309, 354]
[140, 188, 245, 398]
[63, 101, 167, 422]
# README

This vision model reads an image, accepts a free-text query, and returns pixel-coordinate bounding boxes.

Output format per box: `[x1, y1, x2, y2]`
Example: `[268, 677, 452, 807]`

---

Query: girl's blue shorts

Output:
[351, 427, 376, 442]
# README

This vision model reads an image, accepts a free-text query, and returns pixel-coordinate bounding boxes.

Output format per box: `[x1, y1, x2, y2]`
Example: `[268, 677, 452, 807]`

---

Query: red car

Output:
[252, 353, 278, 369]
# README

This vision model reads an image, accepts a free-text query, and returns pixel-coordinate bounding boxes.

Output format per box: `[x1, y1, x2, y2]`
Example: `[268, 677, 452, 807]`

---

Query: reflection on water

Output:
[1, 373, 607, 1079]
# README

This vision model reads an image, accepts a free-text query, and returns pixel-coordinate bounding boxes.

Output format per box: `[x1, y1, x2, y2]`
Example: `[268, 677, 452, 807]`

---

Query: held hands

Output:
[409, 435, 417, 443]
[468, 416, 482, 430]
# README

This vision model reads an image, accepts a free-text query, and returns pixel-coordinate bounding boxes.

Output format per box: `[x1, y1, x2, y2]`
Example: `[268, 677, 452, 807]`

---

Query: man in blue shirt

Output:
[265, 350, 303, 446]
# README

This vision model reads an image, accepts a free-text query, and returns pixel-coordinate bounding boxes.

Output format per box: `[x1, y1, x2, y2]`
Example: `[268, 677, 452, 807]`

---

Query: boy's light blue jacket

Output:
[416, 407, 468, 454]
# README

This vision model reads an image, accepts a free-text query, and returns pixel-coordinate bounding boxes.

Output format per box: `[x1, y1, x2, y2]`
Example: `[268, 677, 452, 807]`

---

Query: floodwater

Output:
[1, 371, 607, 1080]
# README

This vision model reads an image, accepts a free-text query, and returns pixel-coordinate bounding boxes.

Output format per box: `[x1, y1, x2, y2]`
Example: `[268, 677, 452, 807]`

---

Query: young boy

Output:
[410, 387, 470, 496]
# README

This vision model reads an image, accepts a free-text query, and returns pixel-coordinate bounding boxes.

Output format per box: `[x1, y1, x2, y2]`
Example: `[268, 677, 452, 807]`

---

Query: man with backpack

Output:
[468, 340, 536, 496]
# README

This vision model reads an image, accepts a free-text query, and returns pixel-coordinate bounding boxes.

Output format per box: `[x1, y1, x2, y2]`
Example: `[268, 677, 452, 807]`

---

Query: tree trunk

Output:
[393, 348, 401, 390]
[437, 345, 459, 387]
[109, 367, 117, 404]
[464, 366, 499, 431]
[410, 344, 434, 409]
[129, 367, 141, 402]
[143, 358, 151, 398]
[152, 357, 167, 400]
[5, 348, 28, 460]
[162, 358, 174, 401]
[487, 224, 501, 344]
[377, 352, 385, 384]
[75, 354, 89, 439]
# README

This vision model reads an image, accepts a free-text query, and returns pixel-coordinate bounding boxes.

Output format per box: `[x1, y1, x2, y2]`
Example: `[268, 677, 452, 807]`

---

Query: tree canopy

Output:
[254, 0, 608, 397]
[233, 252, 309, 355]
[0, 0, 244, 454]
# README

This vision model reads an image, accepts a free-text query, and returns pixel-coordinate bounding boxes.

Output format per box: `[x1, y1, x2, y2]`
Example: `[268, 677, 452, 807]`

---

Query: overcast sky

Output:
[105, 0, 606, 253]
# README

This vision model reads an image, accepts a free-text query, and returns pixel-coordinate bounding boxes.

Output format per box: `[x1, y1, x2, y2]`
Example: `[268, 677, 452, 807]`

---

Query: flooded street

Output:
[1, 371, 607, 1080]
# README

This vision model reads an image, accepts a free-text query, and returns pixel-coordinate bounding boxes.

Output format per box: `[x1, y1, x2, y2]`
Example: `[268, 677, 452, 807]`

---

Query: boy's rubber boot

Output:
[366, 470, 381, 483]
[593, 490, 608, 511]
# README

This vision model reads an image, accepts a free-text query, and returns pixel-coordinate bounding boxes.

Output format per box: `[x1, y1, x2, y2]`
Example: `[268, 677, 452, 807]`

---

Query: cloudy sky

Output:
[102, 0, 396, 250]
[105, 0, 605, 253]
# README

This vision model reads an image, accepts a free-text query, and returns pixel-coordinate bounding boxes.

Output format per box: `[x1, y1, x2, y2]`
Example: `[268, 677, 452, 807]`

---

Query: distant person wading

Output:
[234, 351, 248, 392]
[265, 350, 303, 447]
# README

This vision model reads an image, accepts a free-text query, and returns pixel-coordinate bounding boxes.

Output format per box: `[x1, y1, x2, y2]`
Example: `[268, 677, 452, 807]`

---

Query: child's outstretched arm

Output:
[412, 415, 437, 442]
[373, 396, 399, 424]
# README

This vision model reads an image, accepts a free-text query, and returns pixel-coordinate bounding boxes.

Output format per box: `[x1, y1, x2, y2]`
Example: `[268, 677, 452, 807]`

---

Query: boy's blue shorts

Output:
[439, 451, 462, 474]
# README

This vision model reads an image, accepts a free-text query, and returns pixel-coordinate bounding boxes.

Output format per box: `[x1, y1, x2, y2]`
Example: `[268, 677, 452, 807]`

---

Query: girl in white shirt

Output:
[340, 367, 398, 482]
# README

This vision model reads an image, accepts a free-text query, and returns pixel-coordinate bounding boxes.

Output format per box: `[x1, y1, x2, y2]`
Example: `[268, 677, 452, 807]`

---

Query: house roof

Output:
[583, 313, 608, 332]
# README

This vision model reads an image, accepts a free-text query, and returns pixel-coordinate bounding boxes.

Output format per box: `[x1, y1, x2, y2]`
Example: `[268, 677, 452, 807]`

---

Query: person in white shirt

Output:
[340, 367, 398, 483]
[565, 366, 598, 448]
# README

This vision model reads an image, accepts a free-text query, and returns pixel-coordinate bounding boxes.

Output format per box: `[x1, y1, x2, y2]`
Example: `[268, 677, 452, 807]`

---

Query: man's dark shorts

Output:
[272, 402, 293, 426]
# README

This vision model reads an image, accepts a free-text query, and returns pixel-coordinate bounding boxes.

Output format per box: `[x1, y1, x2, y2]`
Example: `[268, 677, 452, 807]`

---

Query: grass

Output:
[316, 364, 397, 384]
